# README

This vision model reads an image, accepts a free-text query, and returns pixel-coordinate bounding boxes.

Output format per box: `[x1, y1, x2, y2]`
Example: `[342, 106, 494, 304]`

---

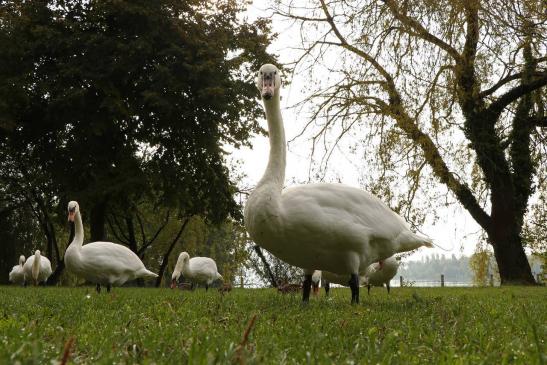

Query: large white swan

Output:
[23, 251, 52, 285]
[170, 252, 223, 291]
[9, 255, 26, 285]
[65, 201, 158, 293]
[244, 64, 433, 303]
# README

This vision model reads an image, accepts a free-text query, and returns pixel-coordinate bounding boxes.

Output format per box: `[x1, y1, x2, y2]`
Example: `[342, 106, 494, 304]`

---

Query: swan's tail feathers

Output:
[139, 268, 159, 279]
[395, 231, 434, 252]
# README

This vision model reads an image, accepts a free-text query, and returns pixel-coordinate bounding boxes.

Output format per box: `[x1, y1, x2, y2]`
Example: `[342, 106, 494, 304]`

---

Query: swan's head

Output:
[171, 252, 190, 289]
[256, 64, 281, 100]
[67, 201, 80, 222]
[32, 250, 41, 284]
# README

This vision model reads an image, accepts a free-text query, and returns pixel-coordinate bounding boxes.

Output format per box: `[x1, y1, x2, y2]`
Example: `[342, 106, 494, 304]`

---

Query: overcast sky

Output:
[230, 0, 485, 261]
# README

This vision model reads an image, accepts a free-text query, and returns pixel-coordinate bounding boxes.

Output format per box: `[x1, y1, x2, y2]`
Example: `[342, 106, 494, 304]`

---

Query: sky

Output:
[229, 0, 485, 261]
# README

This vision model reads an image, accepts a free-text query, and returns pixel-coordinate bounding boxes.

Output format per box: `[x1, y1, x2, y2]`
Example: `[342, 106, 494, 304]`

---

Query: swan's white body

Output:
[65, 201, 158, 287]
[23, 251, 52, 284]
[171, 252, 223, 288]
[9, 255, 26, 285]
[244, 65, 432, 287]
[311, 270, 321, 286]
[364, 256, 399, 287]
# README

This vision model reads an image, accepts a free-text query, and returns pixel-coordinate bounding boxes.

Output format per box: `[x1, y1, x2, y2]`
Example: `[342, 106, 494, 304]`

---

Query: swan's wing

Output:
[189, 257, 218, 277]
[281, 183, 410, 239]
[80, 242, 145, 274]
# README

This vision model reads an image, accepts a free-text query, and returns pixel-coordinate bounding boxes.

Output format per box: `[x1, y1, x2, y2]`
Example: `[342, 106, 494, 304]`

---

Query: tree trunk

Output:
[47, 221, 74, 285]
[488, 221, 535, 284]
[125, 215, 144, 286]
[90, 200, 107, 242]
[155, 217, 190, 287]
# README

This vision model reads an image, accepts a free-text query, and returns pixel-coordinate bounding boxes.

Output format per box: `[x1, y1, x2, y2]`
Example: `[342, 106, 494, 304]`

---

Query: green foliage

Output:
[0, 287, 545, 364]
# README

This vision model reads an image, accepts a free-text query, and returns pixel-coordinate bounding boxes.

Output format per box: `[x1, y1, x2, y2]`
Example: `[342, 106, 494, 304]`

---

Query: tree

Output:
[0, 0, 276, 283]
[275, 0, 546, 284]
[0, 0, 275, 239]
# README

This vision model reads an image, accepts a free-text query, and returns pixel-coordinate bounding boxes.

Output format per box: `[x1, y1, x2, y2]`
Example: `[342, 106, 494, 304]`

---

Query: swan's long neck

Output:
[19, 255, 25, 266]
[32, 251, 41, 280]
[257, 95, 285, 191]
[71, 211, 84, 249]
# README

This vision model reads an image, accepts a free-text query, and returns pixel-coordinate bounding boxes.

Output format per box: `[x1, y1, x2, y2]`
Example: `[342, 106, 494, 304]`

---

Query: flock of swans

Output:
[8, 63, 432, 303]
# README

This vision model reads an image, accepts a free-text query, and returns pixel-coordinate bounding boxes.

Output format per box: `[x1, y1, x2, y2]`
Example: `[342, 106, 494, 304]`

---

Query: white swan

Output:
[244, 64, 433, 303]
[311, 270, 321, 294]
[364, 256, 400, 294]
[23, 251, 52, 285]
[65, 201, 158, 293]
[9, 255, 26, 285]
[171, 252, 223, 291]
[321, 271, 367, 297]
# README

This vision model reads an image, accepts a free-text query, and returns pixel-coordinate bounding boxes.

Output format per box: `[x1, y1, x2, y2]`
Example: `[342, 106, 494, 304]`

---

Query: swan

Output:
[244, 64, 433, 303]
[23, 251, 52, 285]
[170, 252, 223, 291]
[65, 201, 158, 293]
[364, 256, 400, 294]
[311, 270, 321, 294]
[9, 255, 26, 285]
[321, 271, 367, 297]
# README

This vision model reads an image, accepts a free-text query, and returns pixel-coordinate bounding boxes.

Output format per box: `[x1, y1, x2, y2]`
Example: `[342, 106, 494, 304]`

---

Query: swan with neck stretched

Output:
[171, 252, 223, 291]
[23, 250, 52, 285]
[9, 255, 26, 285]
[65, 201, 158, 293]
[244, 64, 433, 303]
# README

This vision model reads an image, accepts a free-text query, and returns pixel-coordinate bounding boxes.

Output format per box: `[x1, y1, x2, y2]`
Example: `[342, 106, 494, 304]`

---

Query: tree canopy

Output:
[0, 0, 275, 282]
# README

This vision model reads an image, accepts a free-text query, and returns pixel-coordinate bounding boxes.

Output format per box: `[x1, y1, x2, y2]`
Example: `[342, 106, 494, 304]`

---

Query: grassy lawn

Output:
[0, 286, 545, 364]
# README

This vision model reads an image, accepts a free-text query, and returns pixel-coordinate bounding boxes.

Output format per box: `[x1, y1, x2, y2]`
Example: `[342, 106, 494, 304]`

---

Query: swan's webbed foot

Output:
[107, 284, 111, 293]
[96, 284, 101, 293]
[302, 274, 312, 303]
[349, 274, 359, 304]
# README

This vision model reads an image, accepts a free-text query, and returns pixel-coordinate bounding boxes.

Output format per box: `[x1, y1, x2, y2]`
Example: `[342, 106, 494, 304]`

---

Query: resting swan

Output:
[65, 201, 158, 293]
[171, 252, 223, 291]
[364, 256, 400, 294]
[23, 251, 52, 285]
[9, 255, 26, 285]
[244, 64, 433, 303]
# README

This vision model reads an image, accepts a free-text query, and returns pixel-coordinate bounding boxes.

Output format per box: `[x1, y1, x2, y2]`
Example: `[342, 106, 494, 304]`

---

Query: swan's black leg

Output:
[107, 284, 111, 293]
[324, 281, 330, 296]
[302, 274, 312, 303]
[386, 283, 390, 294]
[205, 284, 209, 291]
[96, 284, 101, 293]
[367, 284, 371, 295]
[349, 274, 359, 304]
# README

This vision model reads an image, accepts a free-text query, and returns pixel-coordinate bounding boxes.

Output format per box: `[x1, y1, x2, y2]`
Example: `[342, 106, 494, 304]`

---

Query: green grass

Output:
[0, 286, 545, 364]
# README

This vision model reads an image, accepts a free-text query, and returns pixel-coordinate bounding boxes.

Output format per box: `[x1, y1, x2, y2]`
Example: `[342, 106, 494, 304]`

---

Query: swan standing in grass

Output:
[65, 201, 158, 293]
[364, 256, 400, 294]
[311, 270, 321, 294]
[244, 64, 433, 303]
[170, 252, 223, 291]
[23, 251, 52, 285]
[321, 271, 367, 297]
[9, 255, 26, 285]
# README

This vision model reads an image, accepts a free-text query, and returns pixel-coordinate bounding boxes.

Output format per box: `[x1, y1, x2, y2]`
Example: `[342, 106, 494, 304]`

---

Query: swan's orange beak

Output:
[68, 211, 75, 222]
[261, 74, 274, 100]
[170, 279, 177, 289]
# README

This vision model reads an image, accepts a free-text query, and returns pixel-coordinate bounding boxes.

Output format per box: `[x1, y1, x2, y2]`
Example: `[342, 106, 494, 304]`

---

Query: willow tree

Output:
[276, 0, 546, 284]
